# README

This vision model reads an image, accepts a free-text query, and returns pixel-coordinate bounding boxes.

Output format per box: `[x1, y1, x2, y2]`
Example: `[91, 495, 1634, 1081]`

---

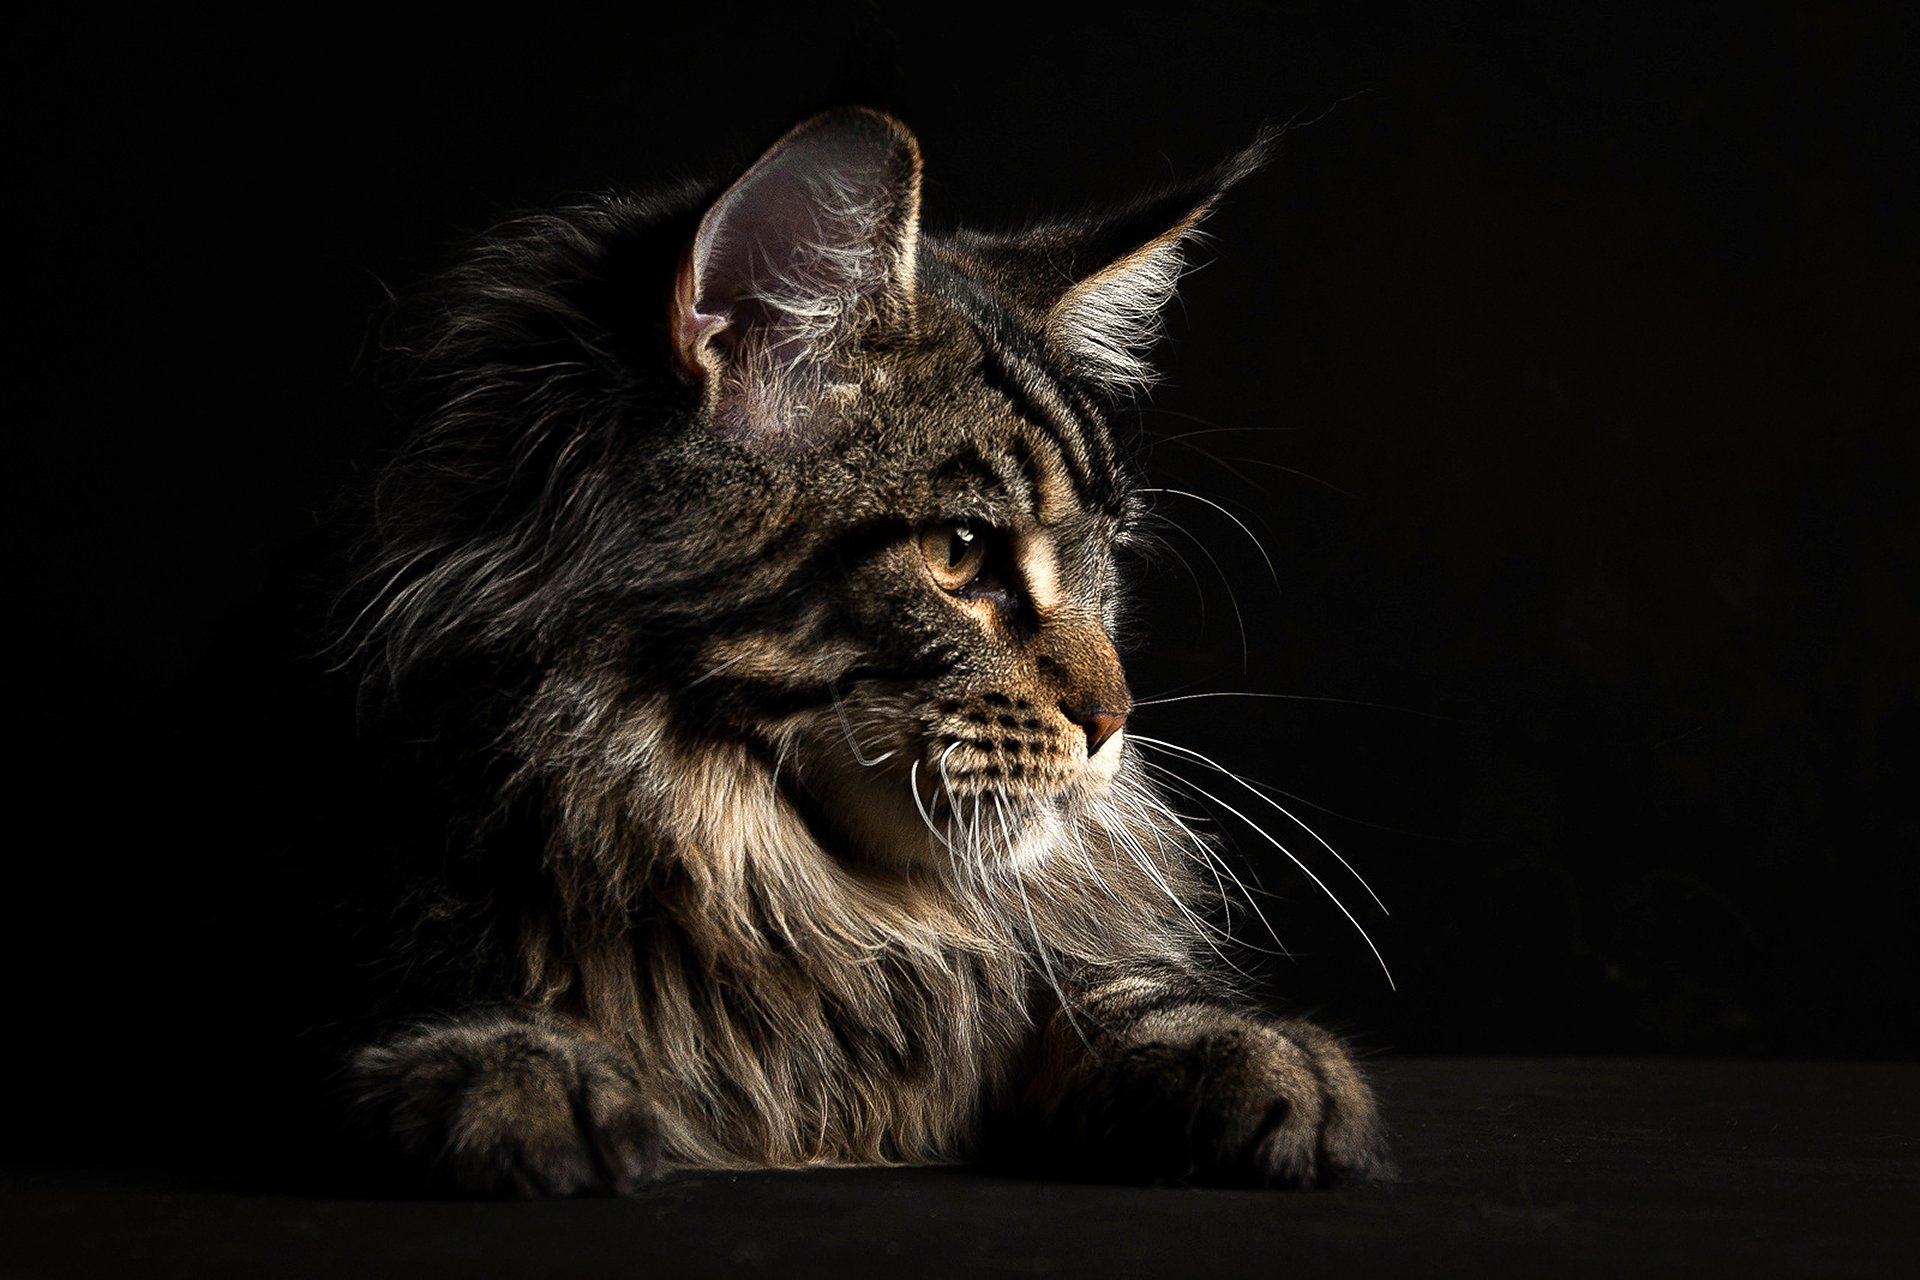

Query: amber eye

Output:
[919, 521, 989, 593]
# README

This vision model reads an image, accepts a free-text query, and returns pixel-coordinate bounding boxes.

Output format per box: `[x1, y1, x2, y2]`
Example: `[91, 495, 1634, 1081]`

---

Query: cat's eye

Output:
[919, 522, 991, 594]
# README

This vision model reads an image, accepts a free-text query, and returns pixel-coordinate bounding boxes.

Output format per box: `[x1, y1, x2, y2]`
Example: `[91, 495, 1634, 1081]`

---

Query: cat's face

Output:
[651, 109, 1245, 877]
[734, 317, 1138, 874]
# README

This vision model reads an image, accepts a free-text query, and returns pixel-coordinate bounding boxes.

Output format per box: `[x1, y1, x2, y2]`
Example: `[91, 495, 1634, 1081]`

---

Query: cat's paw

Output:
[349, 1011, 663, 1197]
[1048, 1009, 1388, 1188]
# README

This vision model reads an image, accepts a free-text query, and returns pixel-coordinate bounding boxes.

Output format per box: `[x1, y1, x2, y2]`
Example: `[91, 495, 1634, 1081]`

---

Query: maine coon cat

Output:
[343, 108, 1385, 1195]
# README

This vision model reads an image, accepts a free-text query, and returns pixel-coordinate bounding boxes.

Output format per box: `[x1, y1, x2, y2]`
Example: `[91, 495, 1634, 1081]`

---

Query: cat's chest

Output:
[638, 934, 1035, 1165]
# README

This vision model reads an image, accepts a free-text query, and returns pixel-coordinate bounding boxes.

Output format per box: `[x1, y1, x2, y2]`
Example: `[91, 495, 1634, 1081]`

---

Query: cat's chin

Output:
[798, 747, 1107, 882]
[898, 788, 1083, 881]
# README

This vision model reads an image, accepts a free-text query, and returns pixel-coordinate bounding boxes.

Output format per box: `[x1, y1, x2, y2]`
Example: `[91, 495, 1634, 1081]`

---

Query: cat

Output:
[339, 107, 1386, 1195]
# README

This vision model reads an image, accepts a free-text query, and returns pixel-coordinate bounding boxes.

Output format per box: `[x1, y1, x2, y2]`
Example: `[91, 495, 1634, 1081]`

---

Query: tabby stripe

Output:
[943, 284, 1093, 482]
[784, 518, 912, 592]
[606, 507, 912, 630]
[635, 519, 911, 652]
[1001, 432, 1046, 519]
[1010, 340, 1124, 506]
[972, 339, 1100, 510]
[946, 269, 1132, 517]
[990, 294, 1127, 511]
[984, 331, 1130, 521]
[692, 654, 954, 723]
[1083, 986, 1219, 1028]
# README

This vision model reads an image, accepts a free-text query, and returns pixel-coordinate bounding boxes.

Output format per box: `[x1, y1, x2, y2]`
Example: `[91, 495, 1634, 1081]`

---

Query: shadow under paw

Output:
[1045, 1012, 1388, 1189]
[351, 1011, 663, 1198]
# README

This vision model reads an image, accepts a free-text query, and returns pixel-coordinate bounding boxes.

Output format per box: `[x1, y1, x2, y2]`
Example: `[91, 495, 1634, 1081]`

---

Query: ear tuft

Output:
[1045, 209, 1206, 396]
[956, 127, 1277, 397]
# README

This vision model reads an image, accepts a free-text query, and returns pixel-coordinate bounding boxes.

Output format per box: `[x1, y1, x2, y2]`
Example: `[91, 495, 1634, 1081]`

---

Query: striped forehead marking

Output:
[999, 422, 1079, 526]
[975, 341, 1108, 516]
[942, 277, 1128, 523]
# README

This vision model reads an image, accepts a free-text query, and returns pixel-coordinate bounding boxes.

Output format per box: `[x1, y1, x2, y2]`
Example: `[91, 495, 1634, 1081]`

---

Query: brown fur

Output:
[344, 109, 1385, 1194]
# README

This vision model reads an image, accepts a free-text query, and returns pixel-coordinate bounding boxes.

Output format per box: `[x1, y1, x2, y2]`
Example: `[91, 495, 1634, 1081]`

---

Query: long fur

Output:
[337, 109, 1385, 1194]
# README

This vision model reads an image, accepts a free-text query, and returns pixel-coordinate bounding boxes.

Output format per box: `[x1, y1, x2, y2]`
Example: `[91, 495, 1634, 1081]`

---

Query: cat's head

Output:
[367, 109, 1264, 880]
[657, 109, 1266, 874]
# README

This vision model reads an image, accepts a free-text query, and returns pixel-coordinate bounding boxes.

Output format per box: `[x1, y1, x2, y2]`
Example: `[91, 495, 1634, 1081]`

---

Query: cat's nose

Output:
[1062, 703, 1129, 757]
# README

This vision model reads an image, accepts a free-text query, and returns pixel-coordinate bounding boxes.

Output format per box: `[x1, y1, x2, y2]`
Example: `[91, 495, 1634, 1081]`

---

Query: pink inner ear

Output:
[672, 250, 729, 377]
[675, 109, 921, 384]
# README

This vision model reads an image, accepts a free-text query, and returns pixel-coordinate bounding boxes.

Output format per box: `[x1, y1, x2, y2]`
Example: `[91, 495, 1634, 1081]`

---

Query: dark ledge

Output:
[7, 1059, 1916, 1278]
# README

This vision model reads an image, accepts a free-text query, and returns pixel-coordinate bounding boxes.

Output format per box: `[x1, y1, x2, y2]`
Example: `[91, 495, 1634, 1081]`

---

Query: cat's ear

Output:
[962, 133, 1274, 395]
[673, 108, 921, 385]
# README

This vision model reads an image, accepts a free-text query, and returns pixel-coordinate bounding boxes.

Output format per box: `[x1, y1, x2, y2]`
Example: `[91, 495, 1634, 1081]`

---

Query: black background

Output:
[14, 0, 1915, 1078]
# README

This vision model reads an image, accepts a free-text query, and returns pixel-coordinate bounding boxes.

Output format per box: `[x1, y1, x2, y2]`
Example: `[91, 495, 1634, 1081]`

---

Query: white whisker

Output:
[1131, 689, 1451, 722]
[1130, 733, 1387, 914]
[687, 651, 750, 688]
[1136, 486, 1280, 591]
[1131, 760, 1296, 957]
[1137, 505, 1249, 671]
[908, 760, 956, 858]
[829, 685, 897, 766]
[1093, 790, 1261, 974]
[1129, 740, 1395, 989]
[1007, 808, 1092, 1051]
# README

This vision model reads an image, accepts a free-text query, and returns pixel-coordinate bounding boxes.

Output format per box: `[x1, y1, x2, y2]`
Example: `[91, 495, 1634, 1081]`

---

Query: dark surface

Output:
[8, 1059, 1916, 1278]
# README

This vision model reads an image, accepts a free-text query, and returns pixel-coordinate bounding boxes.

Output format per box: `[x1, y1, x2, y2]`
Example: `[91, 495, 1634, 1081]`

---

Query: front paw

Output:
[1046, 1010, 1387, 1188]
[350, 1011, 663, 1197]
